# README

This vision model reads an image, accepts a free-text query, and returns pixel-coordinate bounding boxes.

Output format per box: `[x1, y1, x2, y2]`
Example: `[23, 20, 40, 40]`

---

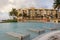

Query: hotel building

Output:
[16, 7, 58, 22]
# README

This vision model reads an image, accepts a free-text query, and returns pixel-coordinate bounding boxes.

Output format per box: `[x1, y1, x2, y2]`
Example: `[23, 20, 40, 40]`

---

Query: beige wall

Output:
[17, 8, 57, 18]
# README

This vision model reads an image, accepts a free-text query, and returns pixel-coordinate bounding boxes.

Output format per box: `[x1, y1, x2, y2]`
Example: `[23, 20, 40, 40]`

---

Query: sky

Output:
[0, 0, 54, 20]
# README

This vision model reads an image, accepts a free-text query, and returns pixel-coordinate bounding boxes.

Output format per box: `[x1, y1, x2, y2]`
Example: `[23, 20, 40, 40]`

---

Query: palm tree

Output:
[54, 0, 60, 10]
[53, 0, 60, 18]
[9, 8, 18, 21]
[10, 8, 18, 16]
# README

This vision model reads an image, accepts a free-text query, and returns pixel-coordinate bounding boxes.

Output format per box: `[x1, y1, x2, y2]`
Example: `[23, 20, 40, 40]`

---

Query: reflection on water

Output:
[0, 22, 59, 40]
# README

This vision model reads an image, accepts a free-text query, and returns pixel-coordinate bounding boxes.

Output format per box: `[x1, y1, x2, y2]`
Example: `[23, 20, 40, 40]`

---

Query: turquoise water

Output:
[0, 22, 59, 40]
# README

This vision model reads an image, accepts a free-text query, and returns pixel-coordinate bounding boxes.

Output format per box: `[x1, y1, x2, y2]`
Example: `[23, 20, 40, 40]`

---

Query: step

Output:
[6, 32, 30, 40]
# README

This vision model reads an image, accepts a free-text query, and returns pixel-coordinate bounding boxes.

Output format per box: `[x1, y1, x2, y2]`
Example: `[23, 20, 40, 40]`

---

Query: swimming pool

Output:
[0, 22, 59, 40]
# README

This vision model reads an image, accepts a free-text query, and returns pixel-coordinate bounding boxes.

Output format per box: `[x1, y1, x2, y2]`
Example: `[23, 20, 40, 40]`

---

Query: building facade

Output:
[17, 8, 58, 22]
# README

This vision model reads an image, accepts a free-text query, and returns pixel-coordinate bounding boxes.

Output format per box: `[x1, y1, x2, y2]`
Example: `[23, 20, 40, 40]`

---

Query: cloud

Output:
[10, 0, 54, 8]
[0, 12, 10, 20]
[0, 0, 9, 9]
[9, 0, 36, 8]
[0, 0, 54, 12]
[1, 4, 16, 13]
[9, 0, 14, 3]
[0, 0, 54, 20]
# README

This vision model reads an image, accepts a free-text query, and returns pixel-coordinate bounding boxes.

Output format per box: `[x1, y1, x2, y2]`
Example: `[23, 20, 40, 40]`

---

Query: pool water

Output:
[0, 22, 59, 40]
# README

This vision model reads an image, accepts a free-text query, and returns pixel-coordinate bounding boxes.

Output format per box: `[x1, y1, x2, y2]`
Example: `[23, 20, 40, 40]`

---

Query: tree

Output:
[54, 0, 60, 10]
[9, 8, 18, 21]
[9, 8, 18, 16]
[53, 0, 60, 18]
[23, 11, 27, 19]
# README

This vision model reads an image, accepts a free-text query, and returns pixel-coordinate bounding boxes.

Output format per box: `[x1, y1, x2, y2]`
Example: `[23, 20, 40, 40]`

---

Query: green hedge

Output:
[2, 19, 17, 22]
